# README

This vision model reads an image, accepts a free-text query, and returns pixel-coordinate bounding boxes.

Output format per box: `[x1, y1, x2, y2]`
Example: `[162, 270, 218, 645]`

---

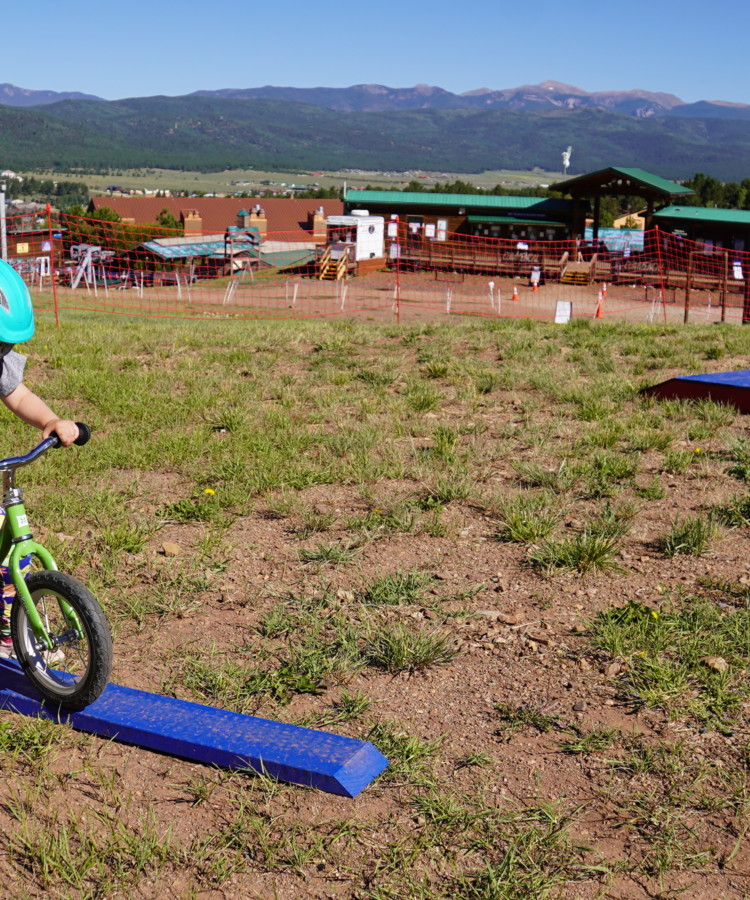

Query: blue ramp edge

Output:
[0, 660, 388, 797]
[678, 369, 750, 386]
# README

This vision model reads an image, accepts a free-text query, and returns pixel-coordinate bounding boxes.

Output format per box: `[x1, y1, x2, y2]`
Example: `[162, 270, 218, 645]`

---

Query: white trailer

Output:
[326, 212, 385, 262]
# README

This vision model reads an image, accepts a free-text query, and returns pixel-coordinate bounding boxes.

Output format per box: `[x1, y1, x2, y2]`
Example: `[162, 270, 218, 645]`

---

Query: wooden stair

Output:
[318, 246, 351, 281]
[561, 256, 596, 285]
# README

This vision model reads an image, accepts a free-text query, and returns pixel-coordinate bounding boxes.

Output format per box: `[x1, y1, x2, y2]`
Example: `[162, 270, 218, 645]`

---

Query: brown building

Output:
[4, 211, 57, 279]
[87, 196, 343, 241]
[344, 190, 579, 242]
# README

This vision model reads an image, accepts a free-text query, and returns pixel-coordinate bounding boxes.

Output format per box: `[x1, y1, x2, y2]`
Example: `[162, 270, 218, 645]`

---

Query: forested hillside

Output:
[1, 94, 750, 180]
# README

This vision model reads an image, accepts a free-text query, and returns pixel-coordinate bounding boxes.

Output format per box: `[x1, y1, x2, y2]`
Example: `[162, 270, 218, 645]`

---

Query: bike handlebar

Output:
[53, 422, 91, 449]
[0, 422, 91, 471]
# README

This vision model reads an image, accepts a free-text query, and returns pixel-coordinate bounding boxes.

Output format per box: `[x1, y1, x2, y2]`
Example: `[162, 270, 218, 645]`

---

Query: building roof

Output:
[653, 205, 750, 225]
[88, 196, 343, 241]
[466, 215, 567, 227]
[141, 231, 259, 260]
[345, 190, 570, 211]
[345, 190, 573, 213]
[259, 242, 317, 269]
[328, 214, 383, 225]
[550, 167, 693, 199]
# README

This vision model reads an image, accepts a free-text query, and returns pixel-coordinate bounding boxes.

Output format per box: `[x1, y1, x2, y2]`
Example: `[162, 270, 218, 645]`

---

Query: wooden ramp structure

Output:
[642, 369, 750, 413]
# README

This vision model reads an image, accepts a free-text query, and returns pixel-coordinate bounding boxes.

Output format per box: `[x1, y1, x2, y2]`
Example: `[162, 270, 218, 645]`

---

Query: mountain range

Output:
[1, 81, 750, 181]
[4, 80, 749, 119]
[191, 82, 689, 118]
[0, 83, 102, 107]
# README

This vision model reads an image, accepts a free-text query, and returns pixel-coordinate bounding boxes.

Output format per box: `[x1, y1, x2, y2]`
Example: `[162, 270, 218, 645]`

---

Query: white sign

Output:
[733, 261, 744, 280]
[554, 300, 572, 324]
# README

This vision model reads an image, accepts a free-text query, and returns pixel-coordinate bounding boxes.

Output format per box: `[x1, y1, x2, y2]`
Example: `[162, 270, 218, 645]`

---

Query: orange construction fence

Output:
[5, 210, 750, 326]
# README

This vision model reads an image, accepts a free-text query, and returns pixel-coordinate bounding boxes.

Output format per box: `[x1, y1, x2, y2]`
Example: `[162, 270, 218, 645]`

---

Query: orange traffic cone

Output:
[531, 281, 539, 292]
[512, 286, 519, 301]
[602, 282, 608, 299]
[595, 290, 604, 319]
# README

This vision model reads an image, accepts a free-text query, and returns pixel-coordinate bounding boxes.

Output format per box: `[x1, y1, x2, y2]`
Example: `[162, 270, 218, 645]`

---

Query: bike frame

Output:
[0, 437, 80, 652]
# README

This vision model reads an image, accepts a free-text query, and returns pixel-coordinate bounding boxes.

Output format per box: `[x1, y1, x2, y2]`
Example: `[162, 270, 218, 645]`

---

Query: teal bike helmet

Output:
[0, 259, 34, 344]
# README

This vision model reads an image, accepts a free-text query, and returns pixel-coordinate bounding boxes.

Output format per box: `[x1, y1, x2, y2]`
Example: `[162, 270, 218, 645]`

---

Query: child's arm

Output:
[1, 384, 79, 446]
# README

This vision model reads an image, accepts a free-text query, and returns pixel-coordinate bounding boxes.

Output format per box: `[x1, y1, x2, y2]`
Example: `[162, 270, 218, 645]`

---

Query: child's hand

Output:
[42, 419, 80, 447]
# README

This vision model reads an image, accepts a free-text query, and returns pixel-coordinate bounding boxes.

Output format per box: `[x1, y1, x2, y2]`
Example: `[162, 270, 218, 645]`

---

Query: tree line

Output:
[680, 173, 750, 210]
[3, 177, 89, 209]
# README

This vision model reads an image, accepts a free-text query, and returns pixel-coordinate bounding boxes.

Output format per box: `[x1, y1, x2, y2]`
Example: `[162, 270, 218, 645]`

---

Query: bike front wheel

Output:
[12, 570, 113, 710]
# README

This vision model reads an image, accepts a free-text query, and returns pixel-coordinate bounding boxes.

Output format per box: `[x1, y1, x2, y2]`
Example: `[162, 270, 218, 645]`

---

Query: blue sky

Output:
[5, 0, 749, 104]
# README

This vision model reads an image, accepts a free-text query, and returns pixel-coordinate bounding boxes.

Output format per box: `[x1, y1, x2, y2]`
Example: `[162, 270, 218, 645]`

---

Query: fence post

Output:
[395, 233, 401, 324]
[721, 250, 728, 323]
[684, 250, 693, 324]
[46, 204, 60, 327]
[743, 270, 750, 325]
[650, 226, 667, 323]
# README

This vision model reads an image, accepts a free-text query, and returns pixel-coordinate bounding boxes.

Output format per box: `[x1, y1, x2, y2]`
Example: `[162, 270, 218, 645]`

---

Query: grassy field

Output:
[20, 166, 562, 197]
[3, 311, 750, 898]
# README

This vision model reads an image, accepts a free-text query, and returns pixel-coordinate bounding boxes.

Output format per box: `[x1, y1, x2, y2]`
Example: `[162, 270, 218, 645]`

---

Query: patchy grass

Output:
[660, 514, 721, 557]
[529, 529, 624, 575]
[494, 491, 562, 544]
[363, 622, 459, 674]
[587, 595, 750, 728]
[359, 570, 435, 606]
[7, 311, 750, 897]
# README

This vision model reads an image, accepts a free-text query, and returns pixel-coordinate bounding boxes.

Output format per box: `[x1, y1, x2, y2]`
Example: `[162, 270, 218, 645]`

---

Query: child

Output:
[0, 260, 80, 657]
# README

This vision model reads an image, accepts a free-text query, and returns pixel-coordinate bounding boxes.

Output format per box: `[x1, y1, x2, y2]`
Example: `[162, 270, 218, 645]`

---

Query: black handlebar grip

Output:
[51, 421, 91, 448]
[73, 422, 91, 446]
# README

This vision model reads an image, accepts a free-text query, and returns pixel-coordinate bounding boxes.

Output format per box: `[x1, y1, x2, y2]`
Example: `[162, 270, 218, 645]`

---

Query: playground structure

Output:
[68, 244, 117, 290]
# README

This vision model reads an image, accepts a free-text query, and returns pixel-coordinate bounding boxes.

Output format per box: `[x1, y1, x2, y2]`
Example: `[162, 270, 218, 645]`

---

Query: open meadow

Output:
[18, 166, 561, 198]
[4, 311, 750, 899]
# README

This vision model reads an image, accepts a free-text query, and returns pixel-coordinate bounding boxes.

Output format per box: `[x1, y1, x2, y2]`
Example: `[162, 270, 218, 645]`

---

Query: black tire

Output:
[11, 570, 112, 710]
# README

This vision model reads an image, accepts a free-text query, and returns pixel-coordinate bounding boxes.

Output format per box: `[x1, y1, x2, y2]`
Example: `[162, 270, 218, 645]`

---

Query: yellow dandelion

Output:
[204, 488, 216, 495]
[651, 610, 659, 619]
[694, 448, 702, 454]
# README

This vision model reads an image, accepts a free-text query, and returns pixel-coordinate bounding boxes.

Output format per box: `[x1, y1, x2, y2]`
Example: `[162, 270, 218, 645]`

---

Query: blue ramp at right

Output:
[642, 369, 750, 413]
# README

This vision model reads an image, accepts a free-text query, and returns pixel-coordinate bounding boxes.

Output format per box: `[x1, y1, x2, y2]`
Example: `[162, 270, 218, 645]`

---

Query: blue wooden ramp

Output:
[642, 368, 750, 413]
[0, 660, 387, 797]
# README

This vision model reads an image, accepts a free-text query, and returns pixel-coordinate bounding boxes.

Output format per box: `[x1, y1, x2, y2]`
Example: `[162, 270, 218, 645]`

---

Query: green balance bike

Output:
[0, 423, 112, 710]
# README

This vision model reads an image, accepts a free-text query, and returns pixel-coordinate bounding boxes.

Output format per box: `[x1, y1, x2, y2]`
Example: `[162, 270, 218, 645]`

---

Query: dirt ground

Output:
[121, 477, 750, 899]
[47, 268, 745, 329]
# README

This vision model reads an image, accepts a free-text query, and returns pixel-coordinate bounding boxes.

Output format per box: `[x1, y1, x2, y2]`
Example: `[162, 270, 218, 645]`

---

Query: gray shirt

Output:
[0, 350, 26, 396]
